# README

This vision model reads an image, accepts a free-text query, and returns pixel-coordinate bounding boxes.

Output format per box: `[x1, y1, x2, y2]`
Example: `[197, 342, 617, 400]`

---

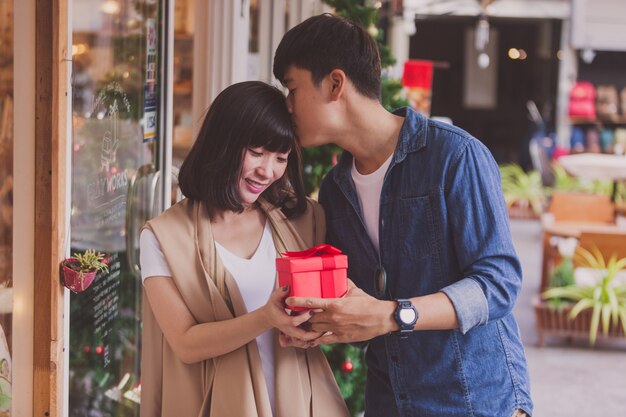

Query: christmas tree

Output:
[301, 0, 409, 196]
[310, 2, 409, 416]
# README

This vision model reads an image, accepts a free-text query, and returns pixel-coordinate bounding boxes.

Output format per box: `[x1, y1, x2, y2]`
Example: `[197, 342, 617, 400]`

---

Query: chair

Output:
[577, 231, 626, 261]
[540, 192, 616, 290]
[547, 192, 615, 223]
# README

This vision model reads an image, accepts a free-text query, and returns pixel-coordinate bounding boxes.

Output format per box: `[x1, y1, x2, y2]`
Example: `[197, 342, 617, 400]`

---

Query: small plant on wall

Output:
[61, 249, 109, 293]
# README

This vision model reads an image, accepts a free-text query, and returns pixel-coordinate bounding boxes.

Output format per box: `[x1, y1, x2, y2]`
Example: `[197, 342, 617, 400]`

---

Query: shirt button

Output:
[399, 393, 407, 401]
[391, 355, 399, 363]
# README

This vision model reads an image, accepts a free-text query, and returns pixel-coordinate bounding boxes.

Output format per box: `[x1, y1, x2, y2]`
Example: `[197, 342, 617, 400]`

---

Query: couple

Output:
[140, 14, 532, 417]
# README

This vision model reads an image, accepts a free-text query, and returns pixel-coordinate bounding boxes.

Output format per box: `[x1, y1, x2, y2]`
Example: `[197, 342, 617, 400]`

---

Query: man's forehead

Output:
[283, 66, 311, 83]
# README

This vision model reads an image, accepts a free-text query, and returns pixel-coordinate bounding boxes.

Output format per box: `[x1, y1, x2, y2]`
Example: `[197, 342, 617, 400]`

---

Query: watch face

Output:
[399, 308, 417, 324]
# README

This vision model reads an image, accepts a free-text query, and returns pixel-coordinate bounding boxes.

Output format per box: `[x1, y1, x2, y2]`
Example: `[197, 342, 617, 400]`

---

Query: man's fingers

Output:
[282, 326, 322, 342]
[310, 333, 339, 346]
[286, 296, 329, 310]
[309, 322, 332, 333]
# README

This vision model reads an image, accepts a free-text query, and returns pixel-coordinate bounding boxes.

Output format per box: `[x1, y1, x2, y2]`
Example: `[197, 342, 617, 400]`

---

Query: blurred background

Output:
[2, 0, 626, 416]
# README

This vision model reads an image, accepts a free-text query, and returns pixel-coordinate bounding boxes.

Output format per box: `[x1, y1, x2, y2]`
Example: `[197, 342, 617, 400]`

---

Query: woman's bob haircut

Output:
[178, 81, 307, 219]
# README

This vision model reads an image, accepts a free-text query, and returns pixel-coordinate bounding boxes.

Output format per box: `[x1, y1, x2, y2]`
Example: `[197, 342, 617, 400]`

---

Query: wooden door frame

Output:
[33, 0, 68, 415]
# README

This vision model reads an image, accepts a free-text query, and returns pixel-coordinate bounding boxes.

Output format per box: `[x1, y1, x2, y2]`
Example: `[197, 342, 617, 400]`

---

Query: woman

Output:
[139, 81, 349, 417]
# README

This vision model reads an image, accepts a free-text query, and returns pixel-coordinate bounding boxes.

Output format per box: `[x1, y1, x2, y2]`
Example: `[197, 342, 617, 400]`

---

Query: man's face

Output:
[283, 66, 332, 148]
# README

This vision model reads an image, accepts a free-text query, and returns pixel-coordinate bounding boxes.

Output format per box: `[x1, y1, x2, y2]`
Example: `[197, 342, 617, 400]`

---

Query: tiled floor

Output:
[510, 219, 626, 417]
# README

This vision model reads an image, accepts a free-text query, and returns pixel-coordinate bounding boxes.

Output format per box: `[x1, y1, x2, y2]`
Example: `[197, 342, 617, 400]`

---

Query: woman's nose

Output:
[256, 158, 273, 178]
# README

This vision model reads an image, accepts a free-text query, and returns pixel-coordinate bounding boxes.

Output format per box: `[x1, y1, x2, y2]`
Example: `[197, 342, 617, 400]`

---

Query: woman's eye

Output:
[277, 156, 288, 164]
[248, 148, 263, 157]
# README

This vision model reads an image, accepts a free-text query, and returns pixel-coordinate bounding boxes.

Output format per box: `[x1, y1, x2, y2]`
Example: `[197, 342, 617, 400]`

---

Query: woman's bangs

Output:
[249, 119, 296, 154]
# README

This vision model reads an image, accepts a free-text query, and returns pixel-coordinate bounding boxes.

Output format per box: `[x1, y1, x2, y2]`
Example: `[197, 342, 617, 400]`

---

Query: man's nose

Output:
[286, 96, 294, 114]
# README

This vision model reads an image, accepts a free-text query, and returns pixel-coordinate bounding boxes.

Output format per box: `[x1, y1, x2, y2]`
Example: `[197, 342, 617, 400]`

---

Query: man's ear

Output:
[328, 69, 346, 101]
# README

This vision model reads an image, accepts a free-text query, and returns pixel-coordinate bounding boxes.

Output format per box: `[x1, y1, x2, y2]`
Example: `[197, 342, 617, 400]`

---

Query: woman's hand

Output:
[261, 285, 322, 344]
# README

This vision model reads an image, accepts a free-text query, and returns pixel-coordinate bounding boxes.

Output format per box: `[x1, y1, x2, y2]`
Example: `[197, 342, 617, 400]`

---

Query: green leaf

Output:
[590, 303, 601, 345]
[569, 299, 594, 319]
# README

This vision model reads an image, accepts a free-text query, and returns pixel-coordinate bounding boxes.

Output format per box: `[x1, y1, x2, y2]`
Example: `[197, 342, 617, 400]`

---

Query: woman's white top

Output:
[139, 222, 277, 414]
[350, 153, 393, 252]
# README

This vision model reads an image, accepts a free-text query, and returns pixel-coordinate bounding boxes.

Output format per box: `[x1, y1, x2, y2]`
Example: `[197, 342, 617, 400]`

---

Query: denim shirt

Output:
[318, 108, 533, 417]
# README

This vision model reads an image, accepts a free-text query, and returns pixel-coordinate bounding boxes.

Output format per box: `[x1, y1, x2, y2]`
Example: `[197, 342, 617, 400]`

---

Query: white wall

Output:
[572, 0, 626, 51]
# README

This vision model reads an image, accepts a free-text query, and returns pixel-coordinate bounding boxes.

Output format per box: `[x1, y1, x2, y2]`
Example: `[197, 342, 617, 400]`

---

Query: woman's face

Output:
[238, 146, 290, 206]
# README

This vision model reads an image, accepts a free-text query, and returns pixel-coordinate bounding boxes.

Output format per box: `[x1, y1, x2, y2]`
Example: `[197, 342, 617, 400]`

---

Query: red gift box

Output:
[276, 244, 348, 311]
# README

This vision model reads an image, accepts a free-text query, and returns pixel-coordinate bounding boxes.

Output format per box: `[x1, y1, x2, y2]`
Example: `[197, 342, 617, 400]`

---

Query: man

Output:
[273, 14, 533, 417]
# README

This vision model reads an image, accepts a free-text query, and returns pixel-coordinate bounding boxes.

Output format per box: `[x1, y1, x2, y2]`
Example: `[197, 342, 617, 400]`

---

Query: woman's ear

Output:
[328, 69, 346, 101]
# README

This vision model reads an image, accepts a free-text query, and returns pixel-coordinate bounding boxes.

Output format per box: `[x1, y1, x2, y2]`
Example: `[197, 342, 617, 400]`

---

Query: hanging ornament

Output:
[367, 24, 378, 38]
[341, 359, 353, 373]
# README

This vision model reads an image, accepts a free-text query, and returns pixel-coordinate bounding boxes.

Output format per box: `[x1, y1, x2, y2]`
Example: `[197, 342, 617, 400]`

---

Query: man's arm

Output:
[285, 280, 458, 345]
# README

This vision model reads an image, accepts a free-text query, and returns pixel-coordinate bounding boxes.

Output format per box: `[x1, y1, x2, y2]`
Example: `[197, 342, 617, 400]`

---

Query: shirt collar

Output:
[333, 106, 428, 182]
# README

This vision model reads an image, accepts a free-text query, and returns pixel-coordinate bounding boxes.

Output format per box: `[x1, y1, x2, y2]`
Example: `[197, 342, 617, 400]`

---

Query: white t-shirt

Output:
[139, 222, 277, 414]
[351, 153, 393, 252]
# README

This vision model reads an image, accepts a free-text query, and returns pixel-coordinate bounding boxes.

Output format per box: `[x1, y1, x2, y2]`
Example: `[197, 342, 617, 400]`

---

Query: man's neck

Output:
[337, 101, 404, 175]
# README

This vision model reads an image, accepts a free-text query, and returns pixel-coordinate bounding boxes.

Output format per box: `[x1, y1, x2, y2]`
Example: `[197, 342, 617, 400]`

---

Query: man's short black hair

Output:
[178, 81, 306, 219]
[273, 13, 381, 99]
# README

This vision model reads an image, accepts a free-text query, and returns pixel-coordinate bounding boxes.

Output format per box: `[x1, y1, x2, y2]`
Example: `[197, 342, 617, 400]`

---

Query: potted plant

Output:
[61, 249, 109, 293]
[499, 163, 546, 219]
[542, 246, 626, 345]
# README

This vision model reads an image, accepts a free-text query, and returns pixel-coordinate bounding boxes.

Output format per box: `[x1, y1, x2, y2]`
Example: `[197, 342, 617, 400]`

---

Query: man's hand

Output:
[285, 280, 397, 345]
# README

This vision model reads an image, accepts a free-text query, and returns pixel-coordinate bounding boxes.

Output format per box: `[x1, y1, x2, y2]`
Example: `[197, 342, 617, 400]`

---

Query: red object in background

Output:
[341, 359, 353, 373]
[402, 60, 434, 117]
[552, 146, 570, 161]
[276, 244, 348, 311]
[568, 81, 596, 119]
[402, 60, 434, 89]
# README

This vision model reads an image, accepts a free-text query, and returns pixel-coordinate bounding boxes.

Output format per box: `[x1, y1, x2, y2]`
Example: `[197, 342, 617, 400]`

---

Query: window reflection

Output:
[70, 1, 160, 415]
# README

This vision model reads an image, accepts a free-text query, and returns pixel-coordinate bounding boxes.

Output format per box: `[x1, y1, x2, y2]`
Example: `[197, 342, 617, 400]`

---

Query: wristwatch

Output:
[393, 299, 418, 338]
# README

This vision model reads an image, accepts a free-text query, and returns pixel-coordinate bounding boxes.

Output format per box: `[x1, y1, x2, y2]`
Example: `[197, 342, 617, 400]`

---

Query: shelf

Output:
[570, 116, 626, 125]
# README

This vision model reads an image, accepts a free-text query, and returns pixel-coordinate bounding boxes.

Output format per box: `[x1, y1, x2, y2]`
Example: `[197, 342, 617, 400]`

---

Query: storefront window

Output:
[69, 0, 163, 415]
[172, 0, 193, 164]
[0, 0, 13, 414]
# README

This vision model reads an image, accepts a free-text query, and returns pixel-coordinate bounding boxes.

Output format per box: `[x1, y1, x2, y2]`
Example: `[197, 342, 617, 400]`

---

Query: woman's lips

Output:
[245, 178, 268, 193]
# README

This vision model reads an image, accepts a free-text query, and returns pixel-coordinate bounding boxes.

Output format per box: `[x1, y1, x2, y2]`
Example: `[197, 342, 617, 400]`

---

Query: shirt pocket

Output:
[397, 195, 437, 262]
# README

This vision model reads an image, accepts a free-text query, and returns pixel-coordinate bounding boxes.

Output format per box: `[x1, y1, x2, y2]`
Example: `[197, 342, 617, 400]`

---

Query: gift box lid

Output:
[276, 244, 348, 273]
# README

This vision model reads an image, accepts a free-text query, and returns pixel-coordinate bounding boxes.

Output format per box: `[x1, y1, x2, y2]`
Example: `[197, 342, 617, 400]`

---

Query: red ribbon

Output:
[283, 244, 342, 258]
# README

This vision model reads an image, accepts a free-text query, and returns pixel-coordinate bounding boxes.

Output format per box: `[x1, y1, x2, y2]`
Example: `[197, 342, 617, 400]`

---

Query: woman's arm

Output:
[144, 277, 315, 364]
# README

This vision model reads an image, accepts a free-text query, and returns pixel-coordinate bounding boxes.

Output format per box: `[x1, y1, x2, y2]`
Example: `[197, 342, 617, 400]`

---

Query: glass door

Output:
[68, 0, 168, 415]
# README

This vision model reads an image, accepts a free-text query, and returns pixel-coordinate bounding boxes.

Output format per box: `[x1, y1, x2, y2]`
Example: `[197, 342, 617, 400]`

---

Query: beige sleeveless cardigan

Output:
[140, 198, 349, 417]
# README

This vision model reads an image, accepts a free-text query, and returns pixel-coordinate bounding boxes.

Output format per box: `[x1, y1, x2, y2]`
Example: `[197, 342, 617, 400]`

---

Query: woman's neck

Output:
[211, 205, 267, 259]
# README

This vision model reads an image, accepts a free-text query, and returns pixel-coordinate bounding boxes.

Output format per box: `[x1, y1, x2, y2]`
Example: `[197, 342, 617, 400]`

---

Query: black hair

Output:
[178, 81, 306, 218]
[273, 13, 381, 99]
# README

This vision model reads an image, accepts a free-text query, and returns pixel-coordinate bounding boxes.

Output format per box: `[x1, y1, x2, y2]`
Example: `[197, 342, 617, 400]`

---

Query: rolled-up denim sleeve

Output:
[441, 278, 489, 334]
[444, 139, 523, 332]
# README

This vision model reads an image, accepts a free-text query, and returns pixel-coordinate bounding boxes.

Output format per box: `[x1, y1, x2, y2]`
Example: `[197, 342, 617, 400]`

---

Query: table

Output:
[558, 153, 626, 201]
[558, 153, 626, 181]
[542, 220, 626, 238]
